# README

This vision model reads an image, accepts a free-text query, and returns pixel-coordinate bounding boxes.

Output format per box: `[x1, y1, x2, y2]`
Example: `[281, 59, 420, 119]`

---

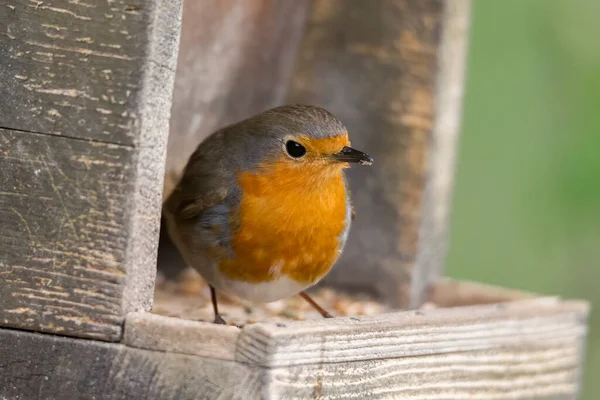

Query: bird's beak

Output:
[332, 146, 374, 165]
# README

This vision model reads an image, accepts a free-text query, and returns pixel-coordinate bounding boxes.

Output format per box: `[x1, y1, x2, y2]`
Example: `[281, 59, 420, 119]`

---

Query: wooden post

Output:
[286, 0, 470, 308]
[413, 0, 471, 307]
[0, 0, 182, 341]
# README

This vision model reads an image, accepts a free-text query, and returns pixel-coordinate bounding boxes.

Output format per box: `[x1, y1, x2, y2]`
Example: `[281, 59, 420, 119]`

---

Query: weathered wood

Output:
[0, 0, 182, 341]
[162, 0, 311, 201]
[141, 296, 588, 399]
[125, 312, 240, 361]
[0, 327, 261, 400]
[127, 297, 588, 372]
[2, 281, 589, 399]
[1, 0, 158, 145]
[236, 297, 587, 368]
[286, 0, 471, 308]
[265, 346, 581, 399]
[123, 293, 589, 399]
[0, 129, 131, 340]
[413, 0, 472, 306]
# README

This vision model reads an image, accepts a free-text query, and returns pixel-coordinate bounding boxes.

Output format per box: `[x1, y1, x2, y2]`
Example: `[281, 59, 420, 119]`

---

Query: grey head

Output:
[200, 104, 375, 173]
[167, 104, 372, 214]
[212, 104, 349, 173]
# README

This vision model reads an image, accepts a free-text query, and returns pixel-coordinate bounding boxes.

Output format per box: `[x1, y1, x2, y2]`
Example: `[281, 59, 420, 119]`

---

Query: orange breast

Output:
[218, 159, 348, 285]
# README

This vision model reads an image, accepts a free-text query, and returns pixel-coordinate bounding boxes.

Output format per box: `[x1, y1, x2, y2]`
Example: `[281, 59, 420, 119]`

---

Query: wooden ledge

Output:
[124, 312, 240, 361]
[2, 279, 590, 399]
[237, 297, 587, 368]
[124, 293, 588, 369]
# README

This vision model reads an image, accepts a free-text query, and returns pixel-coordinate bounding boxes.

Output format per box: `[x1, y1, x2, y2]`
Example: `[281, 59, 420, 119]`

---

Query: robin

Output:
[163, 104, 373, 324]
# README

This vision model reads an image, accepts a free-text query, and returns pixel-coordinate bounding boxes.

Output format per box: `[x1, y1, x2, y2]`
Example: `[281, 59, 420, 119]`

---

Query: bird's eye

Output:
[285, 140, 306, 158]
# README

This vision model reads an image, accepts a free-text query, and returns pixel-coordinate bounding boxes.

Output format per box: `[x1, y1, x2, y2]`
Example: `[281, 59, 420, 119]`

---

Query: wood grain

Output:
[0, 323, 583, 400]
[0, 327, 262, 400]
[286, 0, 470, 308]
[0, 129, 131, 340]
[3, 282, 589, 399]
[266, 345, 581, 399]
[124, 312, 240, 361]
[124, 292, 587, 399]
[236, 297, 588, 368]
[123, 293, 588, 366]
[1, 0, 147, 145]
[0, 0, 182, 341]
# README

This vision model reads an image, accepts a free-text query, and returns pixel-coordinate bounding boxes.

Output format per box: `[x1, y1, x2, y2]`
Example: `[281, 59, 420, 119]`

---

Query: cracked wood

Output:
[1, 128, 131, 340]
[1, 0, 147, 145]
[0, 0, 182, 341]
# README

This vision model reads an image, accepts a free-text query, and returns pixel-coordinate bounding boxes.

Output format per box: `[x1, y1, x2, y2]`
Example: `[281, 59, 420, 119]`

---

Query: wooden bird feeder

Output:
[0, 1, 590, 399]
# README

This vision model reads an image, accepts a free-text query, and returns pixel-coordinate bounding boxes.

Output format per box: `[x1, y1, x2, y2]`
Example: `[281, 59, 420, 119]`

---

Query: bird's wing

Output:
[163, 139, 239, 257]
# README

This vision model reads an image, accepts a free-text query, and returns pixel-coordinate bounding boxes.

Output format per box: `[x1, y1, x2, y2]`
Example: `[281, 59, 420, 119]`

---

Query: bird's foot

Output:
[299, 291, 335, 319]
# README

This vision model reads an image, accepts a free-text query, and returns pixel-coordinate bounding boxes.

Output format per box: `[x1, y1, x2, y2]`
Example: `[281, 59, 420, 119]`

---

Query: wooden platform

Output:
[0, 280, 589, 399]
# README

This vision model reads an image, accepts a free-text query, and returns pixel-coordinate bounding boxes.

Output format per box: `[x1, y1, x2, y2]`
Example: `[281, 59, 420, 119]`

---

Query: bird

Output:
[163, 104, 373, 324]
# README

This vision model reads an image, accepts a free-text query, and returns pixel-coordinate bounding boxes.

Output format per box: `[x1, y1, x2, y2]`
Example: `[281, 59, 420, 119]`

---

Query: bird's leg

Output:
[299, 291, 334, 318]
[210, 285, 227, 325]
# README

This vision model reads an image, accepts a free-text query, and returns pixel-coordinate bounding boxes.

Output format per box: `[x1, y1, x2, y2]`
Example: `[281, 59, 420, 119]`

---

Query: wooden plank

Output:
[0, 327, 261, 400]
[412, 0, 472, 306]
[3, 285, 589, 399]
[0, 0, 182, 341]
[236, 297, 588, 368]
[0, 0, 157, 145]
[122, 295, 587, 399]
[285, 0, 471, 308]
[124, 312, 240, 361]
[265, 346, 581, 399]
[123, 297, 588, 371]
[0, 129, 131, 340]
[0, 323, 583, 400]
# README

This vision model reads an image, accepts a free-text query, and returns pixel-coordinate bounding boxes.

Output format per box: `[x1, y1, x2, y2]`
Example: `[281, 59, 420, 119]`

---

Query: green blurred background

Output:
[446, 0, 599, 398]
